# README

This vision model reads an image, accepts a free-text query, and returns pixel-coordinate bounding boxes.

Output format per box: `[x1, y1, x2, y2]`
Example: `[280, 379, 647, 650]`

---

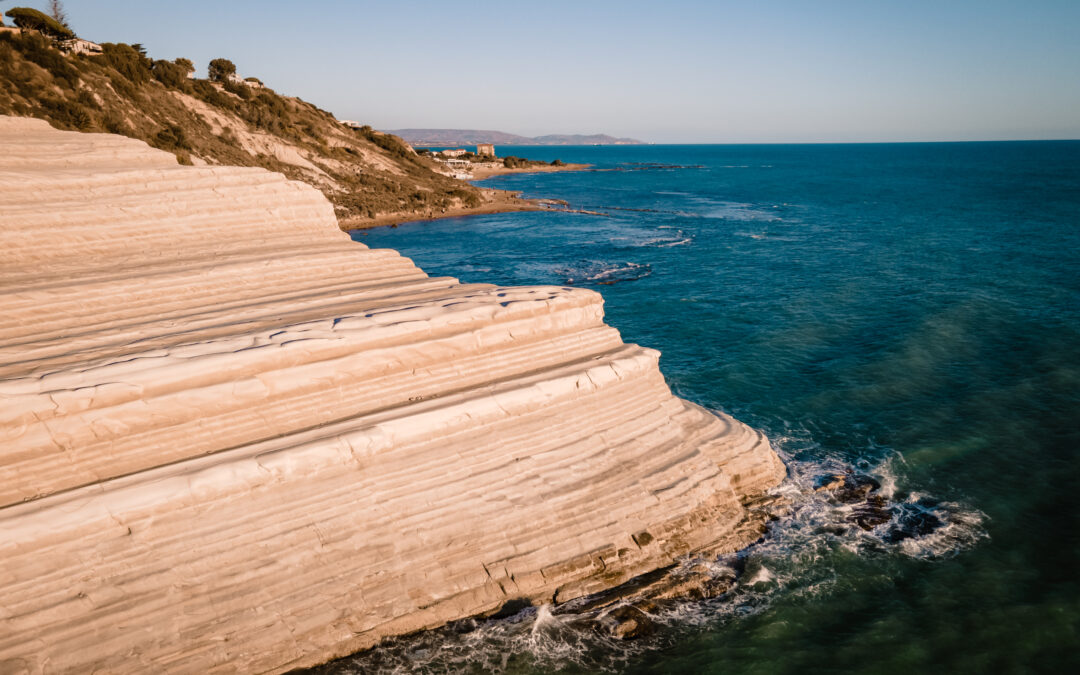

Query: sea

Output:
[332, 142, 1080, 674]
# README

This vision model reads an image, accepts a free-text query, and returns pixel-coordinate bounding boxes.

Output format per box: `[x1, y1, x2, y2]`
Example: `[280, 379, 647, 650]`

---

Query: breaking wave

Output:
[633, 234, 692, 248]
[556, 261, 652, 286]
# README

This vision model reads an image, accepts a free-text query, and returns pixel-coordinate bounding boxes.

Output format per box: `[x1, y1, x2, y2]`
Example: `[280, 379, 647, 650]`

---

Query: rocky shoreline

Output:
[306, 461, 960, 672]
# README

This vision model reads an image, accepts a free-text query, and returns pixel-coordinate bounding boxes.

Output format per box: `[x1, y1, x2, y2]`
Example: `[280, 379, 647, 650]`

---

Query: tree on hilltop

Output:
[175, 57, 195, 77]
[47, 0, 68, 29]
[5, 6, 75, 40]
[208, 58, 236, 82]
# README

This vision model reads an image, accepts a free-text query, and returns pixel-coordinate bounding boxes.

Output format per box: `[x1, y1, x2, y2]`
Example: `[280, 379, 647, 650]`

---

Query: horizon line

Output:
[412, 138, 1080, 147]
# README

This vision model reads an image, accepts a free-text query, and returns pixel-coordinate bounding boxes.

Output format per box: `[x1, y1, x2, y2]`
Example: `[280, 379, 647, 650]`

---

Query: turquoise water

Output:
[341, 143, 1080, 673]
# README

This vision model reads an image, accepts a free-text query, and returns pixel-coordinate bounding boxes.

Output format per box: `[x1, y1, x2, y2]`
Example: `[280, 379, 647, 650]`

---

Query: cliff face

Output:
[0, 31, 495, 227]
[0, 117, 785, 673]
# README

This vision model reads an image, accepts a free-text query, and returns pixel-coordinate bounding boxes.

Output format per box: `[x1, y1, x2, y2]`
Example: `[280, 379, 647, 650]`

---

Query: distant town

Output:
[338, 121, 576, 180]
[418, 144, 497, 180]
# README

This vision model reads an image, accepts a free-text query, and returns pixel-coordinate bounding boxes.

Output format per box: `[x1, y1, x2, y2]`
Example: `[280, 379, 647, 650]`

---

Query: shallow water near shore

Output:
[339, 142, 1080, 673]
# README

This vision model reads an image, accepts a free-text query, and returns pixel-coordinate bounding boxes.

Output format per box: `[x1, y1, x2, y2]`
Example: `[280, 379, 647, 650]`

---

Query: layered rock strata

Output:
[0, 116, 785, 673]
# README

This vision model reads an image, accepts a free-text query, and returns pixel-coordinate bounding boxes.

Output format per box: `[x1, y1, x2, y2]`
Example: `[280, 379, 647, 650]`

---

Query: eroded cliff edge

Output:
[0, 116, 785, 673]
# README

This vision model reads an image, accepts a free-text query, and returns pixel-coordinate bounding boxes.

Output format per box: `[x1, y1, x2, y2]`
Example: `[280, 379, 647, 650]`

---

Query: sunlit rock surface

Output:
[0, 116, 785, 673]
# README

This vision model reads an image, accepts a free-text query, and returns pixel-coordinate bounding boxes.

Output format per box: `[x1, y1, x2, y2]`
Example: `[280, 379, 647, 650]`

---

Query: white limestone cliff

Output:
[0, 116, 785, 673]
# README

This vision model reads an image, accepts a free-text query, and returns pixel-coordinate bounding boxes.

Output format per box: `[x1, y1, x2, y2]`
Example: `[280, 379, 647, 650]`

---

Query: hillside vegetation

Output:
[0, 30, 489, 227]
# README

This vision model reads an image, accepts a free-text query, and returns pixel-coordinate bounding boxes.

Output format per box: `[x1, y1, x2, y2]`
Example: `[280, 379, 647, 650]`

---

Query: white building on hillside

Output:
[63, 38, 103, 55]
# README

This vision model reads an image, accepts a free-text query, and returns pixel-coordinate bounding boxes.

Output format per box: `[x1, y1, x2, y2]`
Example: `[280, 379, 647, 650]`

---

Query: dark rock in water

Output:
[816, 472, 882, 504]
[648, 564, 736, 601]
[884, 508, 944, 543]
[836, 476, 882, 504]
[689, 574, 736, 600]
[850, 507, 892, 531]
[849, 496, 893, 530]
[815, 474, 846, 492]
[552, 566, 671, 615]
[632, 599, 659, 614]
[487, 597, 533, 620]
[551, 558, 737, 642]
[817, 472, 946, 539]
[603, 605, 657, 640]
[447, 618, 478, 634]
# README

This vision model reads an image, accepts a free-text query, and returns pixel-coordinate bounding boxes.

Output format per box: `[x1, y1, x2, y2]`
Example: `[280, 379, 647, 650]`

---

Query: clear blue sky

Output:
[46, 0, 1080, 142]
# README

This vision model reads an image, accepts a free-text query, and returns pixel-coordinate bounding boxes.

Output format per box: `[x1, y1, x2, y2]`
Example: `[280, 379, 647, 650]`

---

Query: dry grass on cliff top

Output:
[0, 31, 492, 226]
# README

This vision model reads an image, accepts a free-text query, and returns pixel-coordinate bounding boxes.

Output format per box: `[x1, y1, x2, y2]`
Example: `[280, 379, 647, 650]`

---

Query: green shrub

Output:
[152, 123, 191, 151]
[7, 31, 78, 88]
[207, 58, 235, 82]
[106, 70, 136, 98]
[191, 78, 236, 111]
[367, 132, 412, 159]
[102, 112, 128, 135]
[5, 7, 74, 41]
[39, 96, 93, 129]
[76, 89, 99, 110]
[98, 43, 151, 84]
[449, 188, 481, 208]
[551, 159, 564, 166]
[152, 59, 189, 89]
[231, 90, 290, 133]
[300, 122, 321, 140]
[222, 78, 252, 100]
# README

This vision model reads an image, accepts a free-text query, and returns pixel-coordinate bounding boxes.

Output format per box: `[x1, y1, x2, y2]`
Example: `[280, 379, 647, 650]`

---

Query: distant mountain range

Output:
[386, 129, 645, 146]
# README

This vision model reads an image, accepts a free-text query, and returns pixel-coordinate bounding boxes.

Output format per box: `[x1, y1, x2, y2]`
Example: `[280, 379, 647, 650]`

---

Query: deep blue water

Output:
[344, 143, 1080, 673]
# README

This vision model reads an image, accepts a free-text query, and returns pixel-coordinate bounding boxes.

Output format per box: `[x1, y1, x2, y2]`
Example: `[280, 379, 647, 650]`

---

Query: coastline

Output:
[341, 162, 590, 230]
[1, 118, 789, 673]
[467, 161, 590, 180]
[340, 190, 544, 231]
